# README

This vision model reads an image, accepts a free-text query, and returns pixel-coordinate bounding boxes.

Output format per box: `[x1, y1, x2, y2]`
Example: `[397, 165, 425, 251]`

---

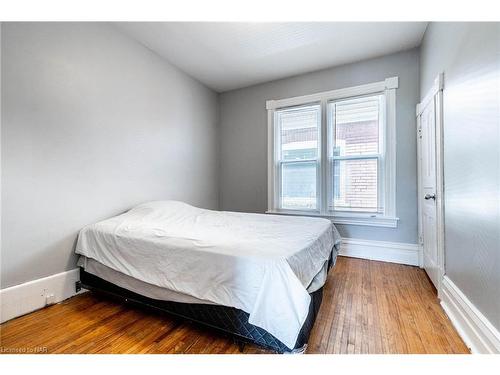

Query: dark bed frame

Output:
[77, 251, 336, 354]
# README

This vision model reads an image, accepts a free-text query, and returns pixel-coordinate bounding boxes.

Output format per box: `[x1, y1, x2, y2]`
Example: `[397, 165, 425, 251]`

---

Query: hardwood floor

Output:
[0, 256, 469, 354]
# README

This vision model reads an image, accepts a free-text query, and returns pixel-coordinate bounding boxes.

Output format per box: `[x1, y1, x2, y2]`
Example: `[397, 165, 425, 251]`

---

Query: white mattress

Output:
[75, 201, 340, 348]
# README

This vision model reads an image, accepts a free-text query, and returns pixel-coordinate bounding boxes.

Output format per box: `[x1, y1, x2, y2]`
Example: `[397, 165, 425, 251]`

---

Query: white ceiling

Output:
[114, 22, 428, 92]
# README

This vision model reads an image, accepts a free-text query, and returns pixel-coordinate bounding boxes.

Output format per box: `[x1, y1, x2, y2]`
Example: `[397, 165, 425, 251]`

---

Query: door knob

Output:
[424, 194, 436, 200]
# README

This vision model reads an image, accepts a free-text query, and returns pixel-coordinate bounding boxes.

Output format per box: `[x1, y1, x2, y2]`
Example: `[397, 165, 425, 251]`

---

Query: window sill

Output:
[265, 210, 399, 228]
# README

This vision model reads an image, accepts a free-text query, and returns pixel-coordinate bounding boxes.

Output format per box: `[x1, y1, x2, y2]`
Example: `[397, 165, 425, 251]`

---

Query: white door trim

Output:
[416, 73, 445, 297]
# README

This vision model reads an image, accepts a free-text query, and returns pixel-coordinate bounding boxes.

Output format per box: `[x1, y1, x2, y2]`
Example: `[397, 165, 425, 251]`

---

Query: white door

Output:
[418, 97, 440, 288]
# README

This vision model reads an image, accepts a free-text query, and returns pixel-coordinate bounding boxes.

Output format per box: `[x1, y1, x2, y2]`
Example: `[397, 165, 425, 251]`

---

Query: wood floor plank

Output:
[0, 257, 469, 354]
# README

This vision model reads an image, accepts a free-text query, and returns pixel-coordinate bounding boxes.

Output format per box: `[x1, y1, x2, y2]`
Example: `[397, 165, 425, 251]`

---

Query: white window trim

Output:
[266, 77, 399, 228]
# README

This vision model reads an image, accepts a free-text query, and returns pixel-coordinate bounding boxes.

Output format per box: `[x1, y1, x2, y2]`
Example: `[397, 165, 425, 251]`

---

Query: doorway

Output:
[417, 73, 445, 294]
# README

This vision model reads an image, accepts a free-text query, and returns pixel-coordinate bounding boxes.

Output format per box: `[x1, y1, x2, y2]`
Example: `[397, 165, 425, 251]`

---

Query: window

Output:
[267, 78, 398, 227]
[328, 95, 384, 213]
[276, 104, 320, 210]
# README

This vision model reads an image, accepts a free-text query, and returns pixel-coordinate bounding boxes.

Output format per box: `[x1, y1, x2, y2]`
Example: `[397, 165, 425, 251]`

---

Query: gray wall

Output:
[1, 23, 219, 288]
[219, 48, 420, 243]
[420, 23, 500, 331]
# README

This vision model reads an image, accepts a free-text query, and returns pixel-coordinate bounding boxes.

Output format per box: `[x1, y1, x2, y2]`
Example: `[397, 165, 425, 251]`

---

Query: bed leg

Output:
[75, 281, 82, 293]
[234, 339, 245, 353]
[287, 344, 308, 354]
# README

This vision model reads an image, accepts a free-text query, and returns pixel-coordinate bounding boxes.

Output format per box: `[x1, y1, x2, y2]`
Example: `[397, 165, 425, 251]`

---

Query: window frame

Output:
[266, 77, 399, 228]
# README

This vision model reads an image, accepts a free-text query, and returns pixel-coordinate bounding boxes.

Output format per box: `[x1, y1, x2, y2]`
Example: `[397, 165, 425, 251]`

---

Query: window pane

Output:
[281, 161, 317, 210]
[332, 95, 381, 157]
[278, 105, 320, 161]
[333, 159, 378, 212]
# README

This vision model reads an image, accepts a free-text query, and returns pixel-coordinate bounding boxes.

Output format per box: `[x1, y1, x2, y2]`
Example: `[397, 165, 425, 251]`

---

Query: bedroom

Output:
[1, 0, 499, 370]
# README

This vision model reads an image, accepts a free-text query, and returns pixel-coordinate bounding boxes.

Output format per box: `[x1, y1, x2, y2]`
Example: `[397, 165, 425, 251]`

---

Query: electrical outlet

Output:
[45, 293, 56, 305]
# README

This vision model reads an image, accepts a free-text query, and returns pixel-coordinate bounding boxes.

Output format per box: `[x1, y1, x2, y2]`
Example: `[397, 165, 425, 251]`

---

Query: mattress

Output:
[75, 200, 341, 348]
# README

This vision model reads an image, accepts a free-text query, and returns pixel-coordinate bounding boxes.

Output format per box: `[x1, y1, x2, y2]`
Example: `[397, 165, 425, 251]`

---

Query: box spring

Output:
[79, 269, 325, 353]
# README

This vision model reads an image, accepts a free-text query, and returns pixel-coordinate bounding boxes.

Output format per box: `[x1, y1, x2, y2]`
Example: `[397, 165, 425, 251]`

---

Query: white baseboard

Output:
[0, 268, 83, 324]
[339, 238, 421, 266]
[440, 276, 500, 354]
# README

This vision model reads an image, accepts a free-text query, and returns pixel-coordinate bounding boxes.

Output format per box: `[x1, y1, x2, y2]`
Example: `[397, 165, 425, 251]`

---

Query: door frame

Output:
[416, 73, 445, 298]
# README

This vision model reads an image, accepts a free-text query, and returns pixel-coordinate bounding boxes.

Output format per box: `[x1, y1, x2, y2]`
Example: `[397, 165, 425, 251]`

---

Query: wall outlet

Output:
[45, 293, 56, 305]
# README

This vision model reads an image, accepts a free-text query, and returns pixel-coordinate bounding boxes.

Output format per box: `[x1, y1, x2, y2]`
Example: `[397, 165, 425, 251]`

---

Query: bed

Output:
[75, 201, 341, 353]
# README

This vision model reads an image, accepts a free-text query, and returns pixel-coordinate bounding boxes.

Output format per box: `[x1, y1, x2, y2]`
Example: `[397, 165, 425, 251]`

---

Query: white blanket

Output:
[75, 201, 340, 348]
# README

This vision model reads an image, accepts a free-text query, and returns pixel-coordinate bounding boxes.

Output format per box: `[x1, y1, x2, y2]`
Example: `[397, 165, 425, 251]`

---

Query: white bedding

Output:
[75, 201, 340, 348]
[78, 256, 214, 304]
